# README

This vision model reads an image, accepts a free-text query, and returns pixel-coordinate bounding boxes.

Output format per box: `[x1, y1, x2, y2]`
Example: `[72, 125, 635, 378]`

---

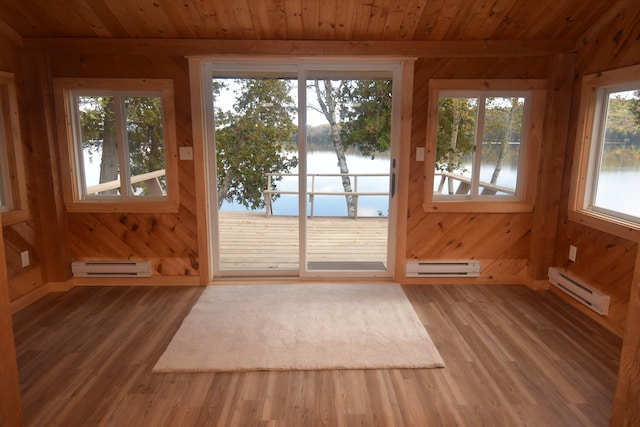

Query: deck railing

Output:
[434, 171, 516, 196]
[264, 172, 389, 218]
[85, 169, 166, 196]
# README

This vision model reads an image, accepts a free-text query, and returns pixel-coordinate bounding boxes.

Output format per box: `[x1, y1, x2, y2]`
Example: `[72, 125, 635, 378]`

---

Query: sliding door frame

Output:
[190, 57, 414, 282]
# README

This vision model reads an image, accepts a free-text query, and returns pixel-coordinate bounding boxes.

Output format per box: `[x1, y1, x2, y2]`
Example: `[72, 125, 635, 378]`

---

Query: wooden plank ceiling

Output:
[0, 0, 619, 42]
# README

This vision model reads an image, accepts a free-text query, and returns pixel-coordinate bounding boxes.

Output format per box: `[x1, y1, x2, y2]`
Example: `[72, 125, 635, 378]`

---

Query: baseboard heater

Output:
[71, 260, 152, 278]
[406, 260, 481, 277]
[547, 267, 610, 315]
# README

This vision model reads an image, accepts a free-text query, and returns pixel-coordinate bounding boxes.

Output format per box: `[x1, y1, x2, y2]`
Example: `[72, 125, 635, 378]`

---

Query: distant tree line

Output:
[606, 94, 640, 143]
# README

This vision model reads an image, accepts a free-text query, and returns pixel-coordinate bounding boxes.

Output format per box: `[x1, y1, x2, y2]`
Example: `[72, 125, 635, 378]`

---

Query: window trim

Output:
[423, 79, 546, 213]
[53, 78, 179, 213]
[569, 65, 640, 242]
[0, 71, 29, 225]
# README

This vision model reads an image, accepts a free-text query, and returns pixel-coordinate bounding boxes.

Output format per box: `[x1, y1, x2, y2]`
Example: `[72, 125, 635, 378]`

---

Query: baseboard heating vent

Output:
[547, 267, 610, 315]
[406, 260, 481, 277]
[72, 260, 152, 278]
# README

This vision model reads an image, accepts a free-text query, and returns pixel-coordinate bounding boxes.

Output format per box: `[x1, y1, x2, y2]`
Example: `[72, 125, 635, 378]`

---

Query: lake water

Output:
[84, 148, 639, 219]
[222, 151, 640, 219]
[221, 151, 392, 217]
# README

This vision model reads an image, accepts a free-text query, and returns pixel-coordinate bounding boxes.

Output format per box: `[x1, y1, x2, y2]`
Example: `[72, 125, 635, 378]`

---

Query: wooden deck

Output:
[217, 211, 388, 271]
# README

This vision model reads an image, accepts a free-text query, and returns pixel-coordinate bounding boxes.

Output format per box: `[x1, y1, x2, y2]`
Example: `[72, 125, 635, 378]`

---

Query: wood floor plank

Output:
[13, 284, 622, 426]
[217, 211, 388, 270]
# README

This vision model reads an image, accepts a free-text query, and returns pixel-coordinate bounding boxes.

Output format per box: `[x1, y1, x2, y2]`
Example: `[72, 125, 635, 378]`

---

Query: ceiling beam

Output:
[24, 38, 575, 58]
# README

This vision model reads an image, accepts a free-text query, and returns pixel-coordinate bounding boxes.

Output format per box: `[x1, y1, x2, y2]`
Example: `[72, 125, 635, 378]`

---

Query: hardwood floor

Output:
[12, 284, 621, 426]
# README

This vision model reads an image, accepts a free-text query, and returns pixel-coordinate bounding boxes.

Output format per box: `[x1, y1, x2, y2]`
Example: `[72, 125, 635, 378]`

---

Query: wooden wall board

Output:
[575, 0, 640, 74]
[20, 51, 69, 285]
[45, 54, 200, 284]
[528, 53, 575, 282]
[0, 34, 49, 305]
[405, 56, 548, 281]
[8, 266, 42, 301]
[553, 222, 637, 335]
[610, 249, 640, 426]
[551, 0, 640, 335]
[0, 218, 24, 426]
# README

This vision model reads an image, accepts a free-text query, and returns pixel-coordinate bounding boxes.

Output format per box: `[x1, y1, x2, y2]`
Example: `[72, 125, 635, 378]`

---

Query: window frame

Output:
[0, 71, 29, 225]
[423, 79, 546, 213]
[569, 65, 640, 242]
[54, 78, 179, 213]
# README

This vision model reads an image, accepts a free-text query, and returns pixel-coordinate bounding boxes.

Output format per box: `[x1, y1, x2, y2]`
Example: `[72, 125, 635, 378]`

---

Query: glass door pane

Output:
[213, 76, 299, 273]
[304, 77, 391, 273]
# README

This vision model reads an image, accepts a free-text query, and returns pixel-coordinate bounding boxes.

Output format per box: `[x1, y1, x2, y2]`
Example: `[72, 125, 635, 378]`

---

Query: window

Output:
[0, 102, 13, 211]
[0, 71, 28, 224]
[54, 79, 178, 212]
[424, 80, 545, 212]
[571, 64, 640, 239]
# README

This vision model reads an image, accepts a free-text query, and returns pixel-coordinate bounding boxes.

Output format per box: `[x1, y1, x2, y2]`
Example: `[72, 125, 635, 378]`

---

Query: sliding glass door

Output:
[211, 73, 300, 274]
[304, 73, 392, 274]
[202, 60, 402, 278]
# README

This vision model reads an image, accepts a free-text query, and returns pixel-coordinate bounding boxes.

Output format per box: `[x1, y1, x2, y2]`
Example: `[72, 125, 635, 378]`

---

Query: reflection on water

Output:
[221, 151, 391, 217]
[595, 169, 640, 218]
[221, 149, 640, 219]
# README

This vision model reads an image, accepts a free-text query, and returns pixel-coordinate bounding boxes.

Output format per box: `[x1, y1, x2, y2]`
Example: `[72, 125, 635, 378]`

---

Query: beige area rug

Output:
[153, 283, 445, 372]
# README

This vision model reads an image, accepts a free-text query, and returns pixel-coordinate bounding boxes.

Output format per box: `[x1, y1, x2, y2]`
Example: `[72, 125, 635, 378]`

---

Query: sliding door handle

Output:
[390, 172, 396, 198]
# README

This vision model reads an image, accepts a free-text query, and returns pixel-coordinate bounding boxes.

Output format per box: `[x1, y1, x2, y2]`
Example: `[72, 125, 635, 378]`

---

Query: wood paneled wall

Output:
[0, 34, 50, 305]
[553, 0, 640, 335]
[4, 46, 575, 297]
[48, 54, 200, 283]
[0, 219, 24, 426]
[2, 8, 637, 319]
[404, 56, 549, 285]
[562, 2, 640, 421]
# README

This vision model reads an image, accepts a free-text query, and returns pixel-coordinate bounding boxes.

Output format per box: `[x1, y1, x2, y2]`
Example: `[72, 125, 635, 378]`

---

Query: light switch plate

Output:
[179, 146, 193, 160]
[21, 250, 29, 267]
[416, 147, 425, 162]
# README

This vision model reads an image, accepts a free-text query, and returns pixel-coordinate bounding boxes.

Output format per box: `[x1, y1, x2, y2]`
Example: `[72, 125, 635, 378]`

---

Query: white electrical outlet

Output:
[21, 250, 29, 267]
[416, 147, 425, 162]
[569, 245, 577, 262]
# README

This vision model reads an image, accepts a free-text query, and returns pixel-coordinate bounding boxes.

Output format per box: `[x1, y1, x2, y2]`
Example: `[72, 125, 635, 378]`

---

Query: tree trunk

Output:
[217, 171, 233, 209]
[99, 97, 119, 195]
[447, 103, 461, 194]
[483, 97, 518, 195]
[313, 80, 355, 217]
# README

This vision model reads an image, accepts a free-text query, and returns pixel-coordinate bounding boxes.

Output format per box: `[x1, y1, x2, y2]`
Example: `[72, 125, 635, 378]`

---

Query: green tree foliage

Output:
[305, 124, 333, 149]
[483, 97, 523, 187]
[79, 96, 118, 192]
[606, 93, 640, 142]
[79, 95, 166, 195]
[435, 97, 476, 173]
[214, 78, 298, 210]
[312, 79, 356, 216]
[483, 97, 523, 145]
[339, 80, 392, 158]
[125, 96, 166, 193]
[311, 79, 393, 216]
[630, 90, 640, 128]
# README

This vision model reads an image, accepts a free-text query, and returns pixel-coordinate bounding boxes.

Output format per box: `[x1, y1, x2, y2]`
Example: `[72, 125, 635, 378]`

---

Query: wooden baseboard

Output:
[70, 276, 201, 287]
[548, 286, 624, 338]
[11, 276, 201, 313]
[526, 279, 551, 290]
[10, 281, 73, 314]
[400, 275, 529, 286]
